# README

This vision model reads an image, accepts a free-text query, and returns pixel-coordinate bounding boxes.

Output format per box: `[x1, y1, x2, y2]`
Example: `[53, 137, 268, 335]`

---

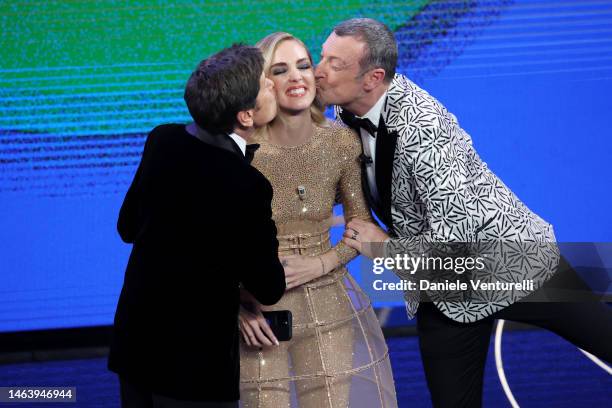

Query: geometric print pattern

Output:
[339, 74, 559, 323]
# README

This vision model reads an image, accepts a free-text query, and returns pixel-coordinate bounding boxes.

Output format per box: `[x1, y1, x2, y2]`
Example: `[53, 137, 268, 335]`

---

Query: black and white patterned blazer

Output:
[336, 74, 559, 323]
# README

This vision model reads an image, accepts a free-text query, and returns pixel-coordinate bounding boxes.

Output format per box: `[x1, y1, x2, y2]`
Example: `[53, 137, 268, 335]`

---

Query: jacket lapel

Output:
[375, 118, 398, 229]
[336, 111, 384, 217]
[376, 76, 403, 229]
[193, 126, 244, 159]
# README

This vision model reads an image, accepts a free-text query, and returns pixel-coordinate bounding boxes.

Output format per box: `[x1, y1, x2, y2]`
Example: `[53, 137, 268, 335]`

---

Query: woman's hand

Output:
[238, 292, 279, 348]
[280, 255, 325, 290]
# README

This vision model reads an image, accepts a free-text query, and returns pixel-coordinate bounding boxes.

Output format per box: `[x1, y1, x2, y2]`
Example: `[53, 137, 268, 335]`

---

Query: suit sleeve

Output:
[117, 131, 155, 243]
[386, 107, 560, 318]
[238, 178, 286, 305]
[384, 111, 476, 262]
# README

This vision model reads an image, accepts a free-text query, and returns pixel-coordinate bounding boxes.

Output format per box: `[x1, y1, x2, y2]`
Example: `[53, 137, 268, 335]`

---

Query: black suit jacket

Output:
[108, 124, 285, 402]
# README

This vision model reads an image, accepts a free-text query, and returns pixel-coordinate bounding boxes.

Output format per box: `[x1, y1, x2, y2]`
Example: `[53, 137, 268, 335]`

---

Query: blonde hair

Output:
[256, 32, 327, 126]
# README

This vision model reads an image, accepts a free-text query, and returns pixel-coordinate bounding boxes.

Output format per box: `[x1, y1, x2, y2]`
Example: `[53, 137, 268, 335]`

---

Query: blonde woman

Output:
[238, 32, 398, 408]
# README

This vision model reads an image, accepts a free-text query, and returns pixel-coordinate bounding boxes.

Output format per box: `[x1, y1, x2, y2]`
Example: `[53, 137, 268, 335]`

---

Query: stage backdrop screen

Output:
[1, 0, 611, 332]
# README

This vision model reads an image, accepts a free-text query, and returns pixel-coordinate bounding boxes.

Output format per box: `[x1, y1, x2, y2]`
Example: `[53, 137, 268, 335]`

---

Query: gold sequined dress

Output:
[240, 123, 398, 408]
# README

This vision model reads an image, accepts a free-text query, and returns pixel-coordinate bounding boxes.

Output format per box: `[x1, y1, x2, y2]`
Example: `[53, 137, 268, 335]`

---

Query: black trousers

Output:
[416, 259, 612, 408]
[119, 378, 238, 408]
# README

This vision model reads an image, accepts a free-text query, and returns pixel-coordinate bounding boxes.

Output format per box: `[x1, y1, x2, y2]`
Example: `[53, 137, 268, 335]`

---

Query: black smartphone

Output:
[262, 310, 292, 342]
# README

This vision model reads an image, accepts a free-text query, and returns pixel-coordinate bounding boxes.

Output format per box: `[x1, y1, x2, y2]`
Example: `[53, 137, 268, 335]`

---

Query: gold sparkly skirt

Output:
[240, 222, 398, 408]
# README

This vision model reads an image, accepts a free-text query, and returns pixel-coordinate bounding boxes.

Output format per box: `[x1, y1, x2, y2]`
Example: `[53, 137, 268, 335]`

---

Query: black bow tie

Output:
[245, 143, 260, 164]
[339, 109, 378, 136]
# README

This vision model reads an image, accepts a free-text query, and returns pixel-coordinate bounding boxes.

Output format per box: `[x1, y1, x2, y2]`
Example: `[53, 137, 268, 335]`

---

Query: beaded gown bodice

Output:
[251, 122, 370, 265]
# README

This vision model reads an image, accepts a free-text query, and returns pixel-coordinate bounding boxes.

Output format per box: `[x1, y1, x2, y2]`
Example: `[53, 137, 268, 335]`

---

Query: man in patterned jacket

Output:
[315, 18, 612, 408]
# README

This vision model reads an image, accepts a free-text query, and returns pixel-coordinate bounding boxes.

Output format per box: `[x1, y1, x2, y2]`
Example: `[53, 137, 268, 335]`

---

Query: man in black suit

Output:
[108, 44, 286, 408]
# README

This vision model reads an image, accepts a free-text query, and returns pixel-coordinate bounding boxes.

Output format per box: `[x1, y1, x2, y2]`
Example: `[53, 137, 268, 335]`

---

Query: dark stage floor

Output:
[0, 328, 610, 407]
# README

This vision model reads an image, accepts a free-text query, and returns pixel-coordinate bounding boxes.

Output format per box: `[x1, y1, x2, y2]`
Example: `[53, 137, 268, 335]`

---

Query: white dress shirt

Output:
[228, 132, 247, 156]
[358, 91, 388, 204]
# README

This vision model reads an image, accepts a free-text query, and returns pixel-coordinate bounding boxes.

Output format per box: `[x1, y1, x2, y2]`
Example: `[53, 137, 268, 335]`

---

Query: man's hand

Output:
[342, 218, 389, 259]
[238, 297, 279, 348]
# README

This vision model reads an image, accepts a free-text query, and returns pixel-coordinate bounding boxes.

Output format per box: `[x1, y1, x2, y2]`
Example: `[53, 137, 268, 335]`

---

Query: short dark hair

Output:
[184, 44, 264, 133]
[333, 18, 397, 83]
